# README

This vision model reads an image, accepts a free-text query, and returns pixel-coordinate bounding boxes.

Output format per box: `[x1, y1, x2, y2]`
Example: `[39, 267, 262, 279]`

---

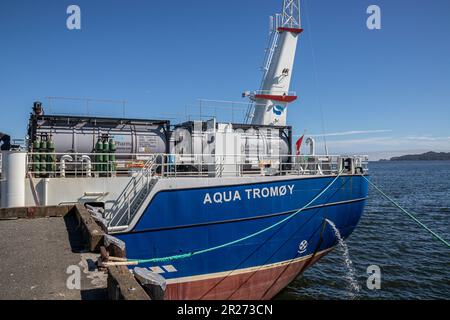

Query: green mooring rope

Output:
[128, 170, 346, 264]
[362, 175, 450, 248]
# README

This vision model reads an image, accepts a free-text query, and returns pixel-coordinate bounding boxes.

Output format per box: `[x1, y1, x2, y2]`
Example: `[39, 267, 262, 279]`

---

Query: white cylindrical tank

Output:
[42, 178, 50, 206]
[1, 151, 27, 208]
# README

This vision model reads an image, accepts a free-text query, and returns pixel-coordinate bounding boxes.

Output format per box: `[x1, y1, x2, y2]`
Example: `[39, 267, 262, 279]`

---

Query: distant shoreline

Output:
[378, 151, 450, 162]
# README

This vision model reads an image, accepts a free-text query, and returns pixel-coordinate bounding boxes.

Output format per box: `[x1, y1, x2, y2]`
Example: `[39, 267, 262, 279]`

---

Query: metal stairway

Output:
[107, 155, 160, 229]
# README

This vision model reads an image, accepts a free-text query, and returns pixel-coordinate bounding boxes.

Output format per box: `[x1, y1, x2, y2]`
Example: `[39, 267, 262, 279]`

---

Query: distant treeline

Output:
[389, 151, 450, 161]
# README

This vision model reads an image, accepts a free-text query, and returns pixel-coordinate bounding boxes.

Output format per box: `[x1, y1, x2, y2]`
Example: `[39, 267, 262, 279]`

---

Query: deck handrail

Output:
[107, 154, 161, 226]
[26, 152, 369, 180]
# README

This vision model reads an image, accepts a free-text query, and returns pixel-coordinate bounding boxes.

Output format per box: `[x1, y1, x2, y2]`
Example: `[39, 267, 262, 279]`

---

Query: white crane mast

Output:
[245, 0, 302, 127]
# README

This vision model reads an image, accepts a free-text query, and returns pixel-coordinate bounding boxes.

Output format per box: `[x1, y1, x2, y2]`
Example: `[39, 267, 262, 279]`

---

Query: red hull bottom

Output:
[165, 249, 330, 300]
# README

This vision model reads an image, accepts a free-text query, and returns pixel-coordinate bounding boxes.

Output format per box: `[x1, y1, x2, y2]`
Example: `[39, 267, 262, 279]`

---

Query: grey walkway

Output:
[0, 214, 108, 300]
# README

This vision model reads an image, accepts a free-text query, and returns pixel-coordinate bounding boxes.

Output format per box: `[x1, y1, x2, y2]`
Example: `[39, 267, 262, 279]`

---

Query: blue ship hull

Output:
[115, 174, 368, 299]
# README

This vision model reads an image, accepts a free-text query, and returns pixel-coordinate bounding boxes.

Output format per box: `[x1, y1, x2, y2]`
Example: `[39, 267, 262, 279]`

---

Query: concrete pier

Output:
[0, 205, 151, 300]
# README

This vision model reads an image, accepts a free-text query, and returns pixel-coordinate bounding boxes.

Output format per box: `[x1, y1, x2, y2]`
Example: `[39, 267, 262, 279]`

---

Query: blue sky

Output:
[1, 0, 449, 159]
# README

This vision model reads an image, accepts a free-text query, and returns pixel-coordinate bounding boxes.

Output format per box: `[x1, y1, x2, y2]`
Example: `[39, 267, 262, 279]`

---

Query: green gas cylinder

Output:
[46, 138, 56, 175]
[95, 138, 103, 172]
[33, 138, 41, 175]
[40, 139, 47, 176]
[102, 138, 110, 173]
[109, 138, 116, 172]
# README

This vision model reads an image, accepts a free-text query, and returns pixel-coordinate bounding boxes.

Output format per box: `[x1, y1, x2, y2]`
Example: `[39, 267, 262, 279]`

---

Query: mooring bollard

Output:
[104, 234, 127, 258]
[133, 267, 167, 300]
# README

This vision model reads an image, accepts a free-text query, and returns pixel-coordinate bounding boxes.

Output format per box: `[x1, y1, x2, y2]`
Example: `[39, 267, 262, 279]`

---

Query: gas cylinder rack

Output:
[94, 135, 117, 177]
[31, 133, 56, 178]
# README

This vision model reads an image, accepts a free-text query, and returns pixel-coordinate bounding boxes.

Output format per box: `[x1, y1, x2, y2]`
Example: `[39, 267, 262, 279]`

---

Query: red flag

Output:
[295, 135, 304, 155]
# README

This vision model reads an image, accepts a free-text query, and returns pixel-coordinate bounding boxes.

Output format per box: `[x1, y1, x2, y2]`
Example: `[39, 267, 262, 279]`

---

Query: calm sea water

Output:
[278, 161, 450, 300]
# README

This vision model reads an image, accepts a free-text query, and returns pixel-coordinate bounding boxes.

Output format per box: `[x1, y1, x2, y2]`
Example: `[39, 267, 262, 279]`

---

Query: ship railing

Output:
[46, 96, 128, 118]
[25, 153, 369, 179]
[185, 99, 266, 124]
[150, 154, 368, 178]
[26, 152, 163, 178]
[249, 90, 297, 97]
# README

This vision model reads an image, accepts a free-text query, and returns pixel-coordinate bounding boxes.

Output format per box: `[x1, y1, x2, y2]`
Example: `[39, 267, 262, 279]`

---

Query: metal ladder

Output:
[244, 14, 281, 124]
[107, 155, 160, 228]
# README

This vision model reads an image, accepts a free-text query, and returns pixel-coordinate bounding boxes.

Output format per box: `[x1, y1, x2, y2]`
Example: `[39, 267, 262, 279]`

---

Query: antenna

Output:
[269, 15, 274, 34]
[282, 0, 301, 28]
